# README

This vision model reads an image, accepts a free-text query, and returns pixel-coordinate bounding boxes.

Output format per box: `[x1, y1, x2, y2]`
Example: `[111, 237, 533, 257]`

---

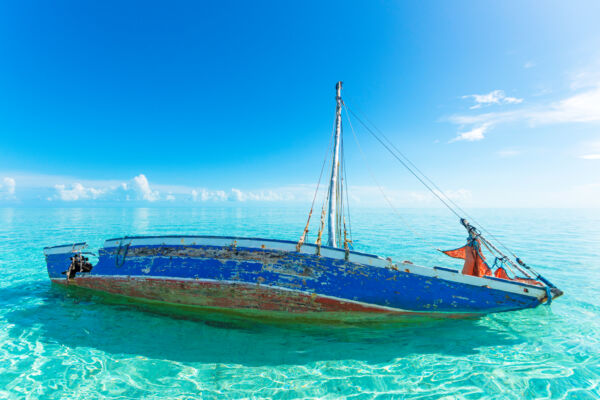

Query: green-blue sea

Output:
[1, 207, 599, 399]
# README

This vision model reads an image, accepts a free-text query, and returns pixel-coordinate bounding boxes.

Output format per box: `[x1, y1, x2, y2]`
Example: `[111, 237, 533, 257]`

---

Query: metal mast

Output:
[327, 81, 343, 247]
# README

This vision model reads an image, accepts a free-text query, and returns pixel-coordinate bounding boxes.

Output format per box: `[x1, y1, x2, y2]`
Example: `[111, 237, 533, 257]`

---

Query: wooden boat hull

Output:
[44, 235, 550, 317]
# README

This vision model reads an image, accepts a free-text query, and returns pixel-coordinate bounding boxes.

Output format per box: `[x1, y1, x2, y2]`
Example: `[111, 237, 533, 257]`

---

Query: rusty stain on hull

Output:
[52, 277, 479, 319]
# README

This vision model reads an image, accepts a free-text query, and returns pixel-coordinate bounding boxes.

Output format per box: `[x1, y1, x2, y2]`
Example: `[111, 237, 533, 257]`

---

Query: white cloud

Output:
[53, 174, 161, 202]
[462, 90, 523, 110]
[527, 86, 600, 124]
[191, 188, 228, 202]
[569, 68, 600, 90]
[2, 177, 16, 195]
[449, 76, 600, 141]
[576, 140, 600, 160]
[48, 176, 317, 204]
[229, 188, 245, 202]
[132, 174, 159, 202]
[229, 188, 293, 202]
[55, 183, 104, 201]
[109, 174, 160, 202]
[450, 123, 490, 142]
[191, 187, 300, 202]
[524, 61, 535, 69]
[0, 177, 16, 199]
[0, 171, 482, 207]
[497, 149, 520, 157]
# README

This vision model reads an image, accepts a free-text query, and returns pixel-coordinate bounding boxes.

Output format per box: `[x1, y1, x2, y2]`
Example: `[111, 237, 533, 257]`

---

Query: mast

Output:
[327, 81, 343, 247]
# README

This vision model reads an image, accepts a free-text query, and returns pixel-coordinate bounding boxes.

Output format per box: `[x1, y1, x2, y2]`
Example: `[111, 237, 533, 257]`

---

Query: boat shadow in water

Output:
[5, 282, 532, 366]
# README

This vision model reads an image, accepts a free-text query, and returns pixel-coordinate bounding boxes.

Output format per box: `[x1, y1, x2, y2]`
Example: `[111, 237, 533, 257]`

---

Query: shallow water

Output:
[0, 207, 599, 399]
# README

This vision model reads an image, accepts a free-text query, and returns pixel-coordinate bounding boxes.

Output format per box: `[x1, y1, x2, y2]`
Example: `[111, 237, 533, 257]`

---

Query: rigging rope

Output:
[300, 91, 542, 281]
[343, 105, 441, 252]
[342, 130, 353, 246]
[336, 123, 348, 247]
[314, 108, 341, 252]
[336, 148, 343, 246]
[346, 105, 463, 220]
[315, 185, 330, 254]
[296, 114, 336, 251]
[344, 101, 525, 265]
[344, 102, 538, 277]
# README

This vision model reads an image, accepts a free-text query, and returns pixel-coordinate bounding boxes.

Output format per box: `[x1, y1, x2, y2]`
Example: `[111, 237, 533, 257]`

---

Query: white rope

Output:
[343, 105, 441, 253]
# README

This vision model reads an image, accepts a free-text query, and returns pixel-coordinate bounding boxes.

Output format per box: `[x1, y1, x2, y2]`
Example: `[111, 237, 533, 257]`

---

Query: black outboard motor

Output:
[62, 253, 93, 281]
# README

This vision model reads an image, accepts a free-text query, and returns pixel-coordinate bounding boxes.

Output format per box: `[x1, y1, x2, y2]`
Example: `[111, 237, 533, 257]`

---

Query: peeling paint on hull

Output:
[52, 277, 414, 313]
[51, 277, 483, 321]
[44, 235, 548, 318]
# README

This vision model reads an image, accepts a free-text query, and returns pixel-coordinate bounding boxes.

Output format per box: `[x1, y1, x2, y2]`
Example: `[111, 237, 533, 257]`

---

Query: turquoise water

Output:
[1, 207, 599, 399]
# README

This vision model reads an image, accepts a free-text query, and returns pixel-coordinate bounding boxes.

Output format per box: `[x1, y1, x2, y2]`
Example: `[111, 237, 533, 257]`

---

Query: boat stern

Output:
[43, 242, 89, 280]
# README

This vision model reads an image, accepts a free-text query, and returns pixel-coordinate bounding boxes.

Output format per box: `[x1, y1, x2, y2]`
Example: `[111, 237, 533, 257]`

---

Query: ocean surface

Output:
[0, 207, 599, 399]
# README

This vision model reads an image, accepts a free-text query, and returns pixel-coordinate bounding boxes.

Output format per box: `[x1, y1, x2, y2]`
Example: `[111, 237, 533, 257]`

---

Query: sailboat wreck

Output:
[44, 82, 562, 318]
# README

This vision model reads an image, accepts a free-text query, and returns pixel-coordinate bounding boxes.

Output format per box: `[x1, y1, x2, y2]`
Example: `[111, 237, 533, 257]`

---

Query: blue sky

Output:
[0, 1, 599, 207]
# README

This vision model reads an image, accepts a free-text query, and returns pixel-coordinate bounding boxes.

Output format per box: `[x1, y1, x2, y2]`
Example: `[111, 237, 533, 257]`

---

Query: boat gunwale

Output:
[483, 275, 544, 289]
[43, 242, 87, 250]
[102, 234, 383, 259]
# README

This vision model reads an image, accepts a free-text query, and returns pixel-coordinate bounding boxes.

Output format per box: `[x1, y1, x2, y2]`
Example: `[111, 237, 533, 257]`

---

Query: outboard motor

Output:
[63, 253, 93, 281]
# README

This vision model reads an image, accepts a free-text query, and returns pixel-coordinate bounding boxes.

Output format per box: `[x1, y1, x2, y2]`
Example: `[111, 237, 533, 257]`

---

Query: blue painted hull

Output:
[44, 235, 548, 316]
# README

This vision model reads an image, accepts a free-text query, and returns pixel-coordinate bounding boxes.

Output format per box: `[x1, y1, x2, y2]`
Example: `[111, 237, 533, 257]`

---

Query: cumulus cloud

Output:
[462, 90, 523, 110]
[53, 174, 161, 202]
[23, 171, 479, 207]
[229, 188, 292, 202]
[580, 154, 600, 160]
[132, 174, 159, 201]
[50, 176, 317, 204]
[43, 173, 476, 207]
[0, 177, 16, 199]
[191, 188, 228, 202]
[55, 183, 104, 201]
[191, 187, 302, 202]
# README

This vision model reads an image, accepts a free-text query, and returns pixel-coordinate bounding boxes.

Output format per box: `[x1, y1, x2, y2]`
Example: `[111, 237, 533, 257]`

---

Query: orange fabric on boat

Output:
[442, 241, 491, 277]
[491, 266, 542, 284]
[515, 277, 543, 286]
[462, 242, 491, 277]
[494, 267, 510, 280]
[443, 239, 542, 282]
[441, 246, 467, 259]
